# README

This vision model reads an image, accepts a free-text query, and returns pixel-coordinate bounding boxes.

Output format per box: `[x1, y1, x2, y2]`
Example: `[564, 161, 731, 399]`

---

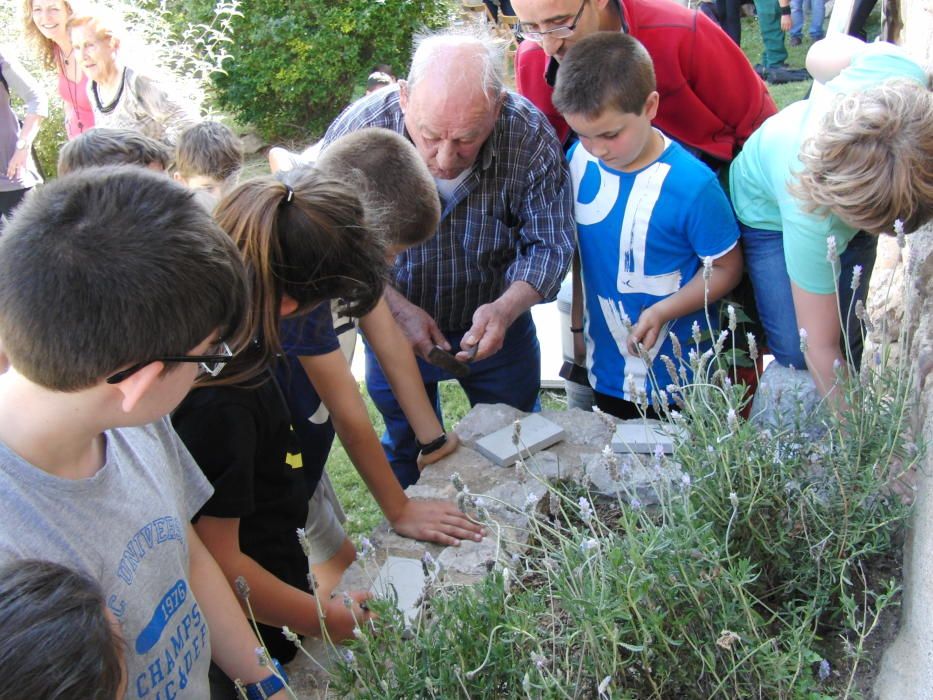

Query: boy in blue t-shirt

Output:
[552, 32, 744, 419]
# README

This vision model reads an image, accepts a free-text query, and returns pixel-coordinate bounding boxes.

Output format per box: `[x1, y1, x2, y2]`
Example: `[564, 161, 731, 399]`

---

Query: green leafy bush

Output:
[209, 0, 453, 142]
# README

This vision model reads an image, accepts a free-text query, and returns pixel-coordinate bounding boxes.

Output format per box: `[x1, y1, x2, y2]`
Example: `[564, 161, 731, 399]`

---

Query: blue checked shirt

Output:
[322, 87, 575, 331]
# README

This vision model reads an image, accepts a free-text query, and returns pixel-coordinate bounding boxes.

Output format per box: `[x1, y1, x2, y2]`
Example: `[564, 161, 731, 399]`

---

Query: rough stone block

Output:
[365, 521, 447, 562]
[370, 556, 431, 624]
[749, 363, 825, 435]
[484, 478, 549, 514]
[520, 451, 565, 481]
[611, 419, 687, 454]
[542, 407, 616, 447]
[583, 451, 683, 504]
[454, 403, 525, 443]
[436, 535, 501, 578]
[471, 413, 565, 467]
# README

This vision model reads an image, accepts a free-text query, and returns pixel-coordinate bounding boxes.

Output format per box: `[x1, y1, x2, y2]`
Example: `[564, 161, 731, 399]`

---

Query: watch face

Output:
[15, 139, 27, 150]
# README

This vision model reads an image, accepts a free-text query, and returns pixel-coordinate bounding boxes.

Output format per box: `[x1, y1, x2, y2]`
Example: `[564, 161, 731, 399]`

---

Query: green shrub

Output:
[33, 102, 66, 179]
[209, 0, 453, 142]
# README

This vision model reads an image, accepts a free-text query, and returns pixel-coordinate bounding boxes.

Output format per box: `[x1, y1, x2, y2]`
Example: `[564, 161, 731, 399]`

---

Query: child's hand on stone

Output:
[391, 497, 485, 547]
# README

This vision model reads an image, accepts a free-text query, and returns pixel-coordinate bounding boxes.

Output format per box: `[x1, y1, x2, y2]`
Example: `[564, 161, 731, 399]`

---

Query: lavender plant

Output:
[321, 228, 917, 698]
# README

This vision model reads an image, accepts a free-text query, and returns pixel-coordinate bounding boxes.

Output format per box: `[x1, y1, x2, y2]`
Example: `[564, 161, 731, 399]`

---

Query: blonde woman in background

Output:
[23, 0, 93, 140]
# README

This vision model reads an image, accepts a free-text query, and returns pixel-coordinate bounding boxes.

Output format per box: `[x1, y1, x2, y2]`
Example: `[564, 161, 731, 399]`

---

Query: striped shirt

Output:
[323, 87, 575, 331]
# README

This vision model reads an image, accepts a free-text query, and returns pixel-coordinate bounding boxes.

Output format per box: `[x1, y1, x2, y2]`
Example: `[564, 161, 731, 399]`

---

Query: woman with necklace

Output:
[23, 0, 94, 140]
[70, 8, 195, 147]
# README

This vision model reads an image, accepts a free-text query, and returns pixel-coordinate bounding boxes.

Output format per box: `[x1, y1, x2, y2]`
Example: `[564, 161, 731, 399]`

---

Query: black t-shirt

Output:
[172, 372, 310, 662]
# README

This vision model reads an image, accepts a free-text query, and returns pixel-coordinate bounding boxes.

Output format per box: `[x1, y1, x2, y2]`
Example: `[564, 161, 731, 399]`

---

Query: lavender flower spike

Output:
[826, 235, 838, 263]
[894, 218, 905, 249]
[850, 264, 863, 292]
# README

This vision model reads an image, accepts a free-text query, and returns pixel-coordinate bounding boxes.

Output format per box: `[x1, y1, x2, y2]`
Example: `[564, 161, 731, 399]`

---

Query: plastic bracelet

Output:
[570, 326, 584, 333]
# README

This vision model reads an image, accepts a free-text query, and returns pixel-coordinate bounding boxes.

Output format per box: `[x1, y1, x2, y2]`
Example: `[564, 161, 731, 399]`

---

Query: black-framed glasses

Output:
[517, 0, 587, 42]
[105, 341, 234, 384]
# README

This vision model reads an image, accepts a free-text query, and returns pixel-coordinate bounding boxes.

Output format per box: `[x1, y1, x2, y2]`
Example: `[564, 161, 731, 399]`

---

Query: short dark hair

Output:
[0, 559, 124, 700]
[552, 32, 656, 118]
[0, 167, 249, 391]
[174, 121, 243, 181]
[58, 128, 171, 174]
[317, 128, 440, 248]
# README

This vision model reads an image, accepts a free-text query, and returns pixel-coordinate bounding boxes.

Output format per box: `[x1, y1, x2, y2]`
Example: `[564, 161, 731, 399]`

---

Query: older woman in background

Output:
[23, 0, 93, 140]
[1, 48, 47, 222]
[69, 7, 195, 146]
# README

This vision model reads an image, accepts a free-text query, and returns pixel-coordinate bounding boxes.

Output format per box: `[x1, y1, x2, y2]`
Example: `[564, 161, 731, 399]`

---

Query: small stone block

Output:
[472, 414, 565, 467]
[611, 420, 686, 454]
[370, 556, 430, 624]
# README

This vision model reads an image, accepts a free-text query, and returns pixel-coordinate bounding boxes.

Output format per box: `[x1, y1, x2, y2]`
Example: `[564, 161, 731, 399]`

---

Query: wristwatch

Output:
[244, 659, 288, 700]
[14, 138, 27, 151]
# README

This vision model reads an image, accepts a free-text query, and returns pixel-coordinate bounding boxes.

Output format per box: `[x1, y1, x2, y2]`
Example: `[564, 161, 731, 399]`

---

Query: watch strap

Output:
[416, 432, 448, 456]
[244, 659, 288, 700]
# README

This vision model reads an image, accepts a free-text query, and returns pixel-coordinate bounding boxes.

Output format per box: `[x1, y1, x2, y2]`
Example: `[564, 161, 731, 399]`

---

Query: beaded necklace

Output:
[92, 68, 126, 114]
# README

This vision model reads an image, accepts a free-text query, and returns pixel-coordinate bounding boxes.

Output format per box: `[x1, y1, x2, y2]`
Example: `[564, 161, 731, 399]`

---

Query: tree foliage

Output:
[209, 0, 452, 141]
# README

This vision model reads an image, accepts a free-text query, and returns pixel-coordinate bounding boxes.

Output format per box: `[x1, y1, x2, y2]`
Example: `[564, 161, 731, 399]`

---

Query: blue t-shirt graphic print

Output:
[568, 134, 739, 403]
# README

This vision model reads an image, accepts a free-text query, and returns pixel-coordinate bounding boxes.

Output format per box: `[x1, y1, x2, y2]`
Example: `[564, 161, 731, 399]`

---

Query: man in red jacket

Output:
[511, 0, 778, 170]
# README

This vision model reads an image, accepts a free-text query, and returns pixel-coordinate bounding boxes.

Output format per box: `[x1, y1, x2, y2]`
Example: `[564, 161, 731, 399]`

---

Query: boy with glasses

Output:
[0, 167, 290, 700]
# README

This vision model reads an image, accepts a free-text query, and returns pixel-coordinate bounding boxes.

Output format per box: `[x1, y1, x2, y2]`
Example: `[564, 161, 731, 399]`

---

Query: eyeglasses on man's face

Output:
[517, 0, 588, 42]
[105, 341, 234, 385]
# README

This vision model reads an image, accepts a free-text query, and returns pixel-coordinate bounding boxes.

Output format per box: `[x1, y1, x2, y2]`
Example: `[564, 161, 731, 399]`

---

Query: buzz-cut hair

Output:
[58, 128, 171, 174]
[173, 121, 244, 182]
[0, 167, 249, 391]
[552, 32, 656, 118]
[317, 128, 440, 248]
[792, 78, 933, 235]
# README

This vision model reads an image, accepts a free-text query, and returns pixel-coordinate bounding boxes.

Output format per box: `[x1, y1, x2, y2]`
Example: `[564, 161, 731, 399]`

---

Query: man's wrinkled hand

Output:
[386, 289, 450, 359]
[456, 302, 510, 363]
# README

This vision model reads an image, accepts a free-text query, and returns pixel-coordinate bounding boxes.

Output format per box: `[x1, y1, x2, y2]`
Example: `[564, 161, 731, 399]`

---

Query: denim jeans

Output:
[790, 0, 826, 39]
[365, 310, 541, 488]
[739, 223, 878, 370]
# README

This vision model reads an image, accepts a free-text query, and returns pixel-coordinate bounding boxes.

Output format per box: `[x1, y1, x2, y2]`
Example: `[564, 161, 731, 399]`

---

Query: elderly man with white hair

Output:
[321, 30, 575, 488]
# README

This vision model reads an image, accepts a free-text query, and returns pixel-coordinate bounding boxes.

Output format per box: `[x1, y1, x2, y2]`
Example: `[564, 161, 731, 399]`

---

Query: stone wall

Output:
[871, 0, 933, 693]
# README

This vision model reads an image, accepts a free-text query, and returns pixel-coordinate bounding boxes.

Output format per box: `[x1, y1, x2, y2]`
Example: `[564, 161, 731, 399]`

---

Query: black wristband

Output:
[417, 432, 448, 456]
[780, 5, 791, 15]
[570, 326, 584, 333]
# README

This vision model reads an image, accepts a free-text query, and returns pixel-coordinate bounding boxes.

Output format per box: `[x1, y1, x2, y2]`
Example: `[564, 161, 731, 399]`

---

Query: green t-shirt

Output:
[729, 42, 928, 294]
